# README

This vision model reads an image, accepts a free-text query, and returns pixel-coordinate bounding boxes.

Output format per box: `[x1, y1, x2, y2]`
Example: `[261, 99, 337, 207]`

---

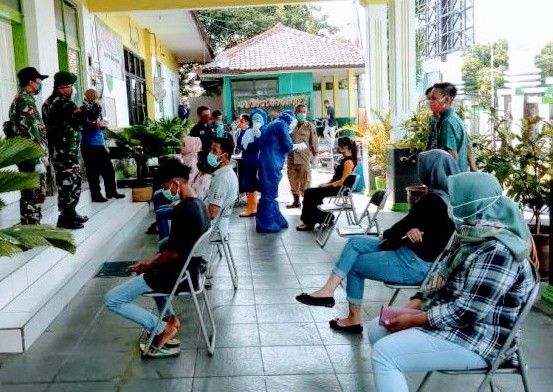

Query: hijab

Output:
[448, 172, 531, 262]
[182, 136, 202, 178]
[417, 149, 460, 204]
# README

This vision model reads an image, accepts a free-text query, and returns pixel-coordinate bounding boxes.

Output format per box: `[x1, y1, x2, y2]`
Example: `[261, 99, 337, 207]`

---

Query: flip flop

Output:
[141, 344, 181, 358]
[145, 333, 181, 348]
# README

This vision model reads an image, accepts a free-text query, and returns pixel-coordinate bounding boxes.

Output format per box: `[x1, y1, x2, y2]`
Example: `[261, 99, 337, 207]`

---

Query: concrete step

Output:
[0, 189, 149, 352]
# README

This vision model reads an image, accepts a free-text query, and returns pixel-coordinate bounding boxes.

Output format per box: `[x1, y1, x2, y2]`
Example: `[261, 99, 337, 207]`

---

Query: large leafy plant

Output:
[0, 137, 75, 256]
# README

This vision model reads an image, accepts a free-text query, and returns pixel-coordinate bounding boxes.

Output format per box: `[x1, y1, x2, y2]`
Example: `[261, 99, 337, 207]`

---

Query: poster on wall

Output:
[95, 17, 124, 80]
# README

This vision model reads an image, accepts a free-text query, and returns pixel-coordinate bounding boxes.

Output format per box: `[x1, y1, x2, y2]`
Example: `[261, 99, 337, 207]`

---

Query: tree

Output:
[535, 42, 553, 83]
[196, 5, 339, 53]
[0, 137, 75, 256]
[461, 39, 509, 105]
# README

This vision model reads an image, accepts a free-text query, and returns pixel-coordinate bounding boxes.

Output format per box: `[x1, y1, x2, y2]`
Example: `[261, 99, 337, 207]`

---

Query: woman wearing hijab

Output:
[367, 172, 538, 392]
[182, 136, 211, 201]
[296, 149, 460, 334]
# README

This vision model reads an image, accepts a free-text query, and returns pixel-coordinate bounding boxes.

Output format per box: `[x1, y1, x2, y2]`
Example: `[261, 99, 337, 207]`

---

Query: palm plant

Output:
[0, 137, 75, 256]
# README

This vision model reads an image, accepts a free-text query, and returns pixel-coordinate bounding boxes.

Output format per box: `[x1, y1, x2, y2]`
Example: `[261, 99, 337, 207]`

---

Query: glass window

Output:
[124, 48, 147, 125]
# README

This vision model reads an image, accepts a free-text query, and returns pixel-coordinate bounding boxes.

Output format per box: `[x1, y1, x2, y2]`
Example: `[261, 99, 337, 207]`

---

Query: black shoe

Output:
[107, 193, 125, 199]
[329, 319, 363, 334]
[57, 218, 84, 230]
[92, 195, 108, 202]
[296, 224, 314, 232]
[145, 223, 158, 235]
[285, 202, 301, 209]
[74, 214, 88, 223]
[296, 293, 335, 307]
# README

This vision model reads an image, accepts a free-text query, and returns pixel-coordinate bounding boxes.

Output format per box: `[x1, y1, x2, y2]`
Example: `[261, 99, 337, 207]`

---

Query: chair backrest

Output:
[371, 190, 388, 207]
[172, 226, 213, 292]
[488, 280, 540, 370]
[338, 173, 359, 198]
[211, 200, 236, 240]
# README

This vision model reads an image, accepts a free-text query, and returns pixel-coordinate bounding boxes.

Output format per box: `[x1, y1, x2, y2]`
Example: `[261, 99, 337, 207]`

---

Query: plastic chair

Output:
[209, 201, 239, 290]
[416, 281, 540, 392]
[141, 226, 217, 356]
[384, 233, 455, 306]
[336, 190, 389, 238]
[316, 173, 360, 248]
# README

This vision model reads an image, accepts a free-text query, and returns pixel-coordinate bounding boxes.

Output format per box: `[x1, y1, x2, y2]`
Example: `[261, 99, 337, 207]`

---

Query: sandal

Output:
[145, 333, 181, 348]
[142, 344, 181, 359]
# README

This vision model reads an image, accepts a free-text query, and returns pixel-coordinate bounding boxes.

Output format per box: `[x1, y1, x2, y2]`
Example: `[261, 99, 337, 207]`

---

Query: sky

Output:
[314, 0, 359, 43]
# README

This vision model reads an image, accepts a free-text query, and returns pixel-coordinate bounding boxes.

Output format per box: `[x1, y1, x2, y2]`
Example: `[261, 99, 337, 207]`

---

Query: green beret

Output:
[54, 71, 77, 87]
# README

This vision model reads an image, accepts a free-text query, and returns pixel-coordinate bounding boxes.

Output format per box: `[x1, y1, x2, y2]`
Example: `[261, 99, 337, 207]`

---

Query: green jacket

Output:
[42, 92, 82, 159]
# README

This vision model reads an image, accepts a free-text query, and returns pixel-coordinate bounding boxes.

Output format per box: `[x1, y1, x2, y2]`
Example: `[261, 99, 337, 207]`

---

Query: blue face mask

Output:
[296, 113, 307, 122]
[207, 152, 219, 168]
[36, 83, 43, 95]
[162, 189, 180, 202]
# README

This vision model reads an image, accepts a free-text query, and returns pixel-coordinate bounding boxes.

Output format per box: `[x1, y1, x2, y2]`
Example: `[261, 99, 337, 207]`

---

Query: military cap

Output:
[17, 67, 48, 86]
[53, 71, 77, 87]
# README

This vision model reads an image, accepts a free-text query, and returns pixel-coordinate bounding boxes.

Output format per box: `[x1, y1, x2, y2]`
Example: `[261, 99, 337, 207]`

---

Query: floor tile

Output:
[127, 348, 197, 379]
[256, 304, 313, 323]
[194, 347, 264, 377]
[54, 352, 132, 382]
[326, 344, 372, 373]
[258, 323, 322, 346]
[119, 378, 193, 392]
[47, 381, 117, 392]
[251, 275, 300, 290]
[261, 346, 333, 375]
[213, 305, 257, 324]
[336, 372, 376, 392]
[192, 376, 266, 392]
[198, 323, 259, 348]
[265, 374, 341, 392]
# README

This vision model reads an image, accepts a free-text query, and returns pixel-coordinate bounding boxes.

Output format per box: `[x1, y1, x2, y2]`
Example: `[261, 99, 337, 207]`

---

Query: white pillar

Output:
[388, 0, 416, 140]
[363, 1, 389, 116]
[21, 0, 59, 105]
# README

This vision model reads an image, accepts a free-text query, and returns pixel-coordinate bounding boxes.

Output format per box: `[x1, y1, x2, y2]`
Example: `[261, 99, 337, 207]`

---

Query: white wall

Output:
[150, 60, 179, 120]
[312, 90, 357, 119]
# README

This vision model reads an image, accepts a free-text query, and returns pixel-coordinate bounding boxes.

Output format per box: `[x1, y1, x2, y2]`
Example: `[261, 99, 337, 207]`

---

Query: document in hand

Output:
[379, 305, 424, 326]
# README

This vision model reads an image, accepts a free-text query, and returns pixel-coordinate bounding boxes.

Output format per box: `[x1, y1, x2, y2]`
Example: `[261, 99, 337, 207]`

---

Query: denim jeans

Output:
[104, 274, 174, 335]
[368, 318, 488, 392]
[333, 236, 431, 305]
[153, 190, 174, 240]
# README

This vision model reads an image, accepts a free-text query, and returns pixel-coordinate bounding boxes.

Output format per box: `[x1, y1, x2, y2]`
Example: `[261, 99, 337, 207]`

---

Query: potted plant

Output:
[477, 114, 552, 278]
[0, 137, 75, 256]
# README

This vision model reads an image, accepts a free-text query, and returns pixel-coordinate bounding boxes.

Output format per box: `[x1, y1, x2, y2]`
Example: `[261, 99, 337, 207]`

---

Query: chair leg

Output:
[476, 373, 494, 392]
[316, 212, 338, 248]
[516, 348, 531, 392]
[222, 240, 238, 290]
[416, 371, 433, 392]
[140, 296, 174, 356]
[388, 288, 400, 306]
[190, 285, 217, 356]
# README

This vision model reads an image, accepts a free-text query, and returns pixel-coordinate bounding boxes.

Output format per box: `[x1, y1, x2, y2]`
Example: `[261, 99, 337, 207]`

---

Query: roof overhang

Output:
[201, 67, 365, 79]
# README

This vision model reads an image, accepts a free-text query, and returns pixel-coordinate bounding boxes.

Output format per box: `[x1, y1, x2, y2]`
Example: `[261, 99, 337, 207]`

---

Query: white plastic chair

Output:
[416, 280, 540, 392]
[141, 226, 216, 356]
[316, 173, 359, 248]
[336, 190, 389, 238]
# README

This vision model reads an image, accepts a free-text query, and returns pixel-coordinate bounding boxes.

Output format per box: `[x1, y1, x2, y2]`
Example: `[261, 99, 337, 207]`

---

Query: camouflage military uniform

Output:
[42, 92, 82, 219]
[8, 90, 48, 225]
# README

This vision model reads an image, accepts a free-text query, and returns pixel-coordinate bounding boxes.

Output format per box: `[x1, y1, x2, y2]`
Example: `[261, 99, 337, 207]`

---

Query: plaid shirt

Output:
[420, 240, 536, 364]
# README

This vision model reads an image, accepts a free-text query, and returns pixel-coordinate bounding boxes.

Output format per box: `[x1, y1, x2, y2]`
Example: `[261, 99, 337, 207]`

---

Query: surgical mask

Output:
[36, 83, 43, 95]
[252, 122, 262, 131]
[215, 123, 225, 137]
[451, 195, 502, 225]
[430, 97, 446, 115]
[162, 189, 180, 202]
[296, 113, 307, 122]
[207, 152, 219, 168]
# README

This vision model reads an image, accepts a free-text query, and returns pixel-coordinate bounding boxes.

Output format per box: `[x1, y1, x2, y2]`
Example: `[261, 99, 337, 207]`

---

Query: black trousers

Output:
[81, 145, 117, 197]
[300, 185, 340, 227]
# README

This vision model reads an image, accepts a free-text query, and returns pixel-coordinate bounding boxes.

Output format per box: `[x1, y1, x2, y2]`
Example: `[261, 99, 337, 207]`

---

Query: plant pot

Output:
[405, 185, 428, 208]
[375, 176, 386, 190]
[132, 186, 153, 202]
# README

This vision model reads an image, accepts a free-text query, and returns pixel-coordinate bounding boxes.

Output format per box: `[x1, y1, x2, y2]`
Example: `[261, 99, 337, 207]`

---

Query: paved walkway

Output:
[0, 170, 552, 391]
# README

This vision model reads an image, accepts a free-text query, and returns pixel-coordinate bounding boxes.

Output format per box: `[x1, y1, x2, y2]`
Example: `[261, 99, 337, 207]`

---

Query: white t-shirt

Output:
[206, 163, 238, 239]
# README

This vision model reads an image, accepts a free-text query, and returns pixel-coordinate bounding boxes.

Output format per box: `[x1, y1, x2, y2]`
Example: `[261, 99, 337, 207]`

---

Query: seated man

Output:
[205, 137, 239, 237]
[367, 172, 538, 392]
[104, 163, 210, 358]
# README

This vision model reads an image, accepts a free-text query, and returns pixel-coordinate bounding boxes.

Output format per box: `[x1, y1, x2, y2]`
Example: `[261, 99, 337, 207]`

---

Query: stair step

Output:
[0, 189, 150, 352]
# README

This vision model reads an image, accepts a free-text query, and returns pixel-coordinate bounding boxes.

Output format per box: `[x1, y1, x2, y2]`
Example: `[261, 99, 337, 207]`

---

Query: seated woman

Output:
[182, 136, 211, 201]
[296, 137, 358, 231]
[295, 149, 460, 333]
[367, 172, 538, 392]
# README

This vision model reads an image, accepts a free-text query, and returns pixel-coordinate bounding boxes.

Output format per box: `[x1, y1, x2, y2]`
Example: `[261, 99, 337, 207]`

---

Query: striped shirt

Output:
[420, 240, 536, 364]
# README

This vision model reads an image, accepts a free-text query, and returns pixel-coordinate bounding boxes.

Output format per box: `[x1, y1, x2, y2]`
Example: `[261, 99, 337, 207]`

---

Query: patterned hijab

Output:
[417, 149, 460, 204]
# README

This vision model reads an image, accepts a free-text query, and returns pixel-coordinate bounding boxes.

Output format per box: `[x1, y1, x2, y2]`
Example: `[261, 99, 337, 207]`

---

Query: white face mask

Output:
[451, 195, 502, 224]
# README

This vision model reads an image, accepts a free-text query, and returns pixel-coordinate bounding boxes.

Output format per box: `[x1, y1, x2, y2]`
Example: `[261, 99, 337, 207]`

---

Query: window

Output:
[124, 49, 147, 125]
[231, 79, 278, 98]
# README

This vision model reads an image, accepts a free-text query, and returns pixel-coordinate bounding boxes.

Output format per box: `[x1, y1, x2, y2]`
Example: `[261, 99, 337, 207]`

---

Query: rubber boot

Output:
[240, 192, 257, 217]
[286, 194, 301, 209]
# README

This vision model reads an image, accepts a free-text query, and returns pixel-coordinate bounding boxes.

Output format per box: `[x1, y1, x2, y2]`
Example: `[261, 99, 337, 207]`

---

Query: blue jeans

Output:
[368, 318, 488, 392]
[104, 274, 174, 335]
[153, 190, 173, 240]
[333, 236, 431, 305]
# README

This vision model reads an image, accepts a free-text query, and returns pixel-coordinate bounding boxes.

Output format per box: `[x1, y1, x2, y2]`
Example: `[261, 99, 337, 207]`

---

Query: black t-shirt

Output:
[327, 106, 337, 127]
[382, 193, 454, 262]
[190, 122, 215, 151]
[143, 197, 210, 293]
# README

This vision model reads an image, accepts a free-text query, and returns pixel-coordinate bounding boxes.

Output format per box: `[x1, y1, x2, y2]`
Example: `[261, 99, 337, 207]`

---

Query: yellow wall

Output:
[95, 13, 178, 119]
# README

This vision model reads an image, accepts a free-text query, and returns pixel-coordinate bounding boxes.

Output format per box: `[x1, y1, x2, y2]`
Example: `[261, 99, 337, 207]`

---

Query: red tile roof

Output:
[202, 23, 365, 74]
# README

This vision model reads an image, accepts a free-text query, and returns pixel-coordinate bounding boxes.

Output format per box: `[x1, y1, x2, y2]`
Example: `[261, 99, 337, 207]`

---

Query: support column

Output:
[347, 69, 356, 119]
[320, 77, 326, 117]
[362, 0, 389, 115]
[21, 0, 59, 104]
[388, 0, 416, 140]
[333, 74, 339, 119]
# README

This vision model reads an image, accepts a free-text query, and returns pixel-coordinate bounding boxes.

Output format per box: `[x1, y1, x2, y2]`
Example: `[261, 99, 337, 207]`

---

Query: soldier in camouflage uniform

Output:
[42, 71, 87, 229]
[7, 67, 49, 225]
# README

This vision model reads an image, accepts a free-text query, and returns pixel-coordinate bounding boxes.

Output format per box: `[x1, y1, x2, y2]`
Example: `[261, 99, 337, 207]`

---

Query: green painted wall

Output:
[222, 72, 314, 122]
[0, 1, 27, 72]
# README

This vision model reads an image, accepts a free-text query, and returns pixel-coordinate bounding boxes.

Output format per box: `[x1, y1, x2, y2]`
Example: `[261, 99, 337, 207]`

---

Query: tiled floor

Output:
[1, 188, 552, 391]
